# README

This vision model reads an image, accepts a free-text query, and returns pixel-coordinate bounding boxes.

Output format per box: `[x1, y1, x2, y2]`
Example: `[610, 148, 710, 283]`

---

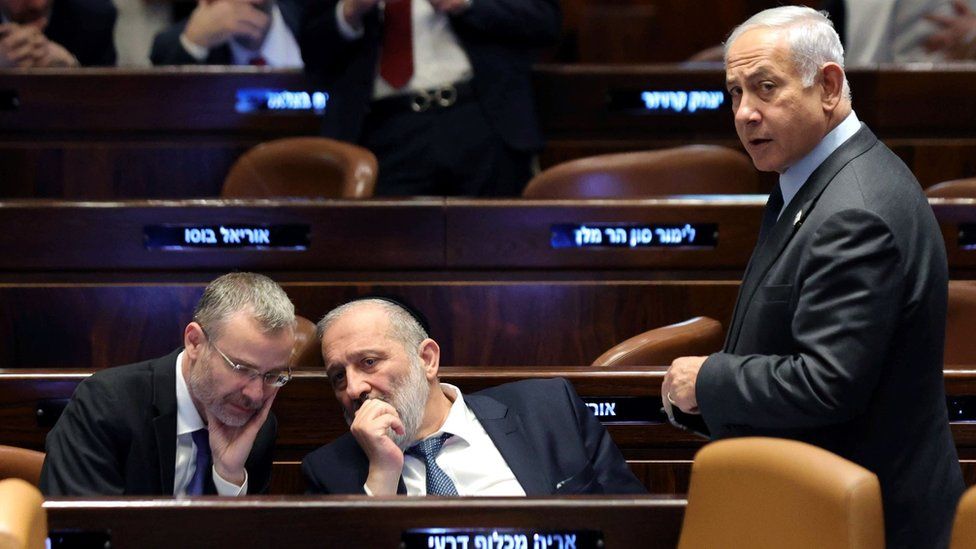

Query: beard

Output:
[345, 355, 430, 450]
[188, 349, 261, 427]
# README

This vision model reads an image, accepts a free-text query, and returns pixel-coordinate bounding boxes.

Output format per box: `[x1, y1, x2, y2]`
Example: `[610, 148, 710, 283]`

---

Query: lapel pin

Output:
[793, 210, 803, 228]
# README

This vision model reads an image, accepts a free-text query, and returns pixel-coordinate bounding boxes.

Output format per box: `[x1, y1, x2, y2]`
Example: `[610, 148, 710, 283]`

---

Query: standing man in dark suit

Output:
[150, 0, 303, 66]
[661, 6, 964, 548]
[299, 0, 560, 196]
[303, 298, 644, 495]
[41, 272, 296, 496]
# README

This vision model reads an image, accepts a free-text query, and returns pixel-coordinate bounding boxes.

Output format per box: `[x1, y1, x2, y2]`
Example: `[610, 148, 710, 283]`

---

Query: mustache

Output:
[352, 393, 389, 412]
[227, 394, 261, 411]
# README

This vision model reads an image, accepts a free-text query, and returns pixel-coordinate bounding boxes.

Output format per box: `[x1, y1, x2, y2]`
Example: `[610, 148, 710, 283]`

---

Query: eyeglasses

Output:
[201, 328, 292, 388]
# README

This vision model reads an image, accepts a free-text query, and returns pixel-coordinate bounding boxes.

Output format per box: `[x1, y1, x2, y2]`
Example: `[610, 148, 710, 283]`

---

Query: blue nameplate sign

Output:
[402, 529, 603, 549]
[551, 223, 717, 249]
[608, 89, 726, 114]
[144, 224, 309, 250]
[235, 88, 328, 114]
[581, 396, 663, 424]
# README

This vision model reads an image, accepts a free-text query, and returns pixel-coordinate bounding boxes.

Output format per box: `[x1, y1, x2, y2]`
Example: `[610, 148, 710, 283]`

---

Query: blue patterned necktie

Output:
[187, 428, 211, 495]
[406, 433, 458, 495]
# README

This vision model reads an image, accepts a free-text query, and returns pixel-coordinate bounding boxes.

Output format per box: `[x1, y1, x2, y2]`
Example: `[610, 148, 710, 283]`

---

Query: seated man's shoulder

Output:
[302, 433, 364, 492]
[77, 351, 178, 403]
[474, 377, 575, 407]
[303, 432, 360, 464]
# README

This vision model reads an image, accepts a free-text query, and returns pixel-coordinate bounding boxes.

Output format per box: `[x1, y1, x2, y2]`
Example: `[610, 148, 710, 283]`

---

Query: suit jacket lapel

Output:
[465, 394, 552, 495]
[724, 187, 783, 349]
[726, 125, 878, 351]
[276, 0, 302, 35]
[152, 350, 180, 495]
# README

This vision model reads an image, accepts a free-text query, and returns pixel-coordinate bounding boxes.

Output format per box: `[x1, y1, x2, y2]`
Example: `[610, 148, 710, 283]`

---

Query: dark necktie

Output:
[187, 428, 211, 495]
[757, 183, 785, 245]
[379, 0, 414, 88]
[406, 433, 458, 495]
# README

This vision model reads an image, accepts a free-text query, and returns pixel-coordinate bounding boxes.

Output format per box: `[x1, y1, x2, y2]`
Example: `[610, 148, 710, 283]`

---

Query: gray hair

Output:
[317, 298, 428, 356]
[724, 5, 851, 100]
[193, 272, 295, 340]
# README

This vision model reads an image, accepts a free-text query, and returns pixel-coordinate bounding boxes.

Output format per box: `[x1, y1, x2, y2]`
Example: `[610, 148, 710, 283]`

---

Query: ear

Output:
[184, 322, 207, 361]
[418, 338, 441, 382]
[819, 62, 845, 111]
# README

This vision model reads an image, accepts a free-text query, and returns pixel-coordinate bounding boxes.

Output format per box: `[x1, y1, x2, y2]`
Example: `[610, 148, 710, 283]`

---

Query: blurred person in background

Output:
[151, 0, 301, 67]
[0, 0, 115, 67]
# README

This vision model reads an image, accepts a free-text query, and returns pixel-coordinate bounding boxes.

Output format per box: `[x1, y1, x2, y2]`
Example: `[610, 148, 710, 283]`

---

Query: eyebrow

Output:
[728, 64, 777, 82]
[324, 348, 385, 372]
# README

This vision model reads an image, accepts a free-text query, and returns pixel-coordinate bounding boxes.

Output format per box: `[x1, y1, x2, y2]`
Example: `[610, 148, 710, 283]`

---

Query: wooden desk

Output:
[0, 198, 973, 279]
[0, 198, 761, 278]
[0, 68, 317, 199]
[2, 67, 976, 197]
[534, 64, 976, 187]
[1, 199, 975, 367]
[0, 198, 757, 366]
[0, 281, 738, 368]
[44, 496, 686, 548]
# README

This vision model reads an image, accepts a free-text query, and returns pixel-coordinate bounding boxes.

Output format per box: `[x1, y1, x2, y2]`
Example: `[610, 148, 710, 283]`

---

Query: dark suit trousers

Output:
[361, 97, 532, 196]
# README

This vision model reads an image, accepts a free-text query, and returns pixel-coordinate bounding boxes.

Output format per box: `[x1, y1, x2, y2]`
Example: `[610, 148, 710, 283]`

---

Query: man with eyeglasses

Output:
[40, 272, 296, 496]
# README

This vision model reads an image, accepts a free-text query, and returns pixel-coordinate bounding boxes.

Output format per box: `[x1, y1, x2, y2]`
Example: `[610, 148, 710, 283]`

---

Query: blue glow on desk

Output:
[551, 223, 718, 249]
[235, 88, 329, 113]
[640, 90, 724, 113]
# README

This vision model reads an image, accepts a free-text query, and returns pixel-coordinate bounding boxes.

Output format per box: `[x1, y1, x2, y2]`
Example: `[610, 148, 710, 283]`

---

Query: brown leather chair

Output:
[591, 317, 724, 366]
[947, 281, 976, 365]
[0, 447, 43, 487]
[222, 137, 378, 198]
[522, 145, 760, 198]
[292, 315, 324, 369]
[925, 178, 976, 198]
[678, 437, 884, 549]
[950, 484, 976, 549]
[0, 478, 47, 549]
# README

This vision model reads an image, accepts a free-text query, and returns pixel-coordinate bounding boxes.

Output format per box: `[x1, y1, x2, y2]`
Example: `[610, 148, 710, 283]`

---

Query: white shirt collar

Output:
[175, 350, 205, 436]
[428, 383, 476, 446]
[779, 110, 861, 214]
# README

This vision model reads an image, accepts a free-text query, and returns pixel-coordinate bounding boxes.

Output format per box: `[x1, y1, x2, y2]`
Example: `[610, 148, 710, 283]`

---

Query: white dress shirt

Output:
[777, 110, 861, 219]
[335, 0, 473, 99]
[365, 383, 525, 496]
[174, 351, 248, 496]
[179, 2, 303, 67]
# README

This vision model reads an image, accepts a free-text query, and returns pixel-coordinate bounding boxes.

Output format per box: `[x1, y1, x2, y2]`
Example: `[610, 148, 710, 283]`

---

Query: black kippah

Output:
[342, 295, 432, 337]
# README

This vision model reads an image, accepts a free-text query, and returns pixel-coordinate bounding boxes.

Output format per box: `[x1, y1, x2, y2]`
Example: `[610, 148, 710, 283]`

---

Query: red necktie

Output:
[249, 55, 267, 66]
[379, 0, 413, 89]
